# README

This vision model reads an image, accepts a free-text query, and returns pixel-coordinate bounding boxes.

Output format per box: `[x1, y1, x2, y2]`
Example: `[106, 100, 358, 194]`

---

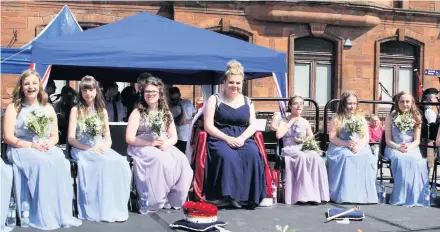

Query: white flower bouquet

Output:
[301, 136, 321, 153]
[24, 109, 53, 140]
[343, 116, 365, 140]
[394, 112, 415, 133]
[83, 114, 103, 137]
[146, 111, 166, 138]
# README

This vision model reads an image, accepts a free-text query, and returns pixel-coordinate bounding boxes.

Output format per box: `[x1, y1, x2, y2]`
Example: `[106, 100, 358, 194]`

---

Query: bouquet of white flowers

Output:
[146, 111, 166, 138]
[301, 136, 321, 153]
[82, 114, 103, 137]
[394, 112, 415, 133]
[24, 109, 53, 140]
[343, 116, 365, 140]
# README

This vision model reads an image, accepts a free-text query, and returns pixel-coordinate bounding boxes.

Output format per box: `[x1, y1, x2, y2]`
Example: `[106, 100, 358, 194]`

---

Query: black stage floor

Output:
[11, 191, 440, 232]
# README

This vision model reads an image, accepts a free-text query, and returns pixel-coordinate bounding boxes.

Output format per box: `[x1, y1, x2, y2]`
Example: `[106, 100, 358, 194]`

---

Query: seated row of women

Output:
[2, 61, 267, 230]
[272, 90, 429, 207]
[1, 64, 433, 230]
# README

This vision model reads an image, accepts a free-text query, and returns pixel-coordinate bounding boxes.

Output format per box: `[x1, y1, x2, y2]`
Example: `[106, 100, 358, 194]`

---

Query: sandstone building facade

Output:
[1, 1, 440, 113]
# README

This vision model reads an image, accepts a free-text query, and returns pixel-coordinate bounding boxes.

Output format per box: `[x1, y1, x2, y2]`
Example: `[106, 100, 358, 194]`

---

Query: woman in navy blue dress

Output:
[203, 60, 266, 208]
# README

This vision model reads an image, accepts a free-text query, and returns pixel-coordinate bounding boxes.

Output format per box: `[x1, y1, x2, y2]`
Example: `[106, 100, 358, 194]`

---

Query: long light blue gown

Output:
[327, 128, 378, 203]
[384, 125, 428, 207]
[71, 111, 131, 222]
[1, 159, 13, 232]
[6, 104, 82, 230]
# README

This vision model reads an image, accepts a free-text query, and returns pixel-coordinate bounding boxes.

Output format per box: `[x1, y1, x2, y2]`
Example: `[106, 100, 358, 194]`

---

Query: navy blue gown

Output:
[205, 99, 266, 205]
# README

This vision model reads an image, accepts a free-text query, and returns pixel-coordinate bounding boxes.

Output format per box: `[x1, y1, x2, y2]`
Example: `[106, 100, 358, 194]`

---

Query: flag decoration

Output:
[273, 72, 288, 118]
[416, 71, 423, 98]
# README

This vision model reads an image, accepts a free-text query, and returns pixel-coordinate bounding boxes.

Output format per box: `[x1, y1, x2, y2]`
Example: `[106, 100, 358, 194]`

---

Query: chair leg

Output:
[129, 163, 139, 213]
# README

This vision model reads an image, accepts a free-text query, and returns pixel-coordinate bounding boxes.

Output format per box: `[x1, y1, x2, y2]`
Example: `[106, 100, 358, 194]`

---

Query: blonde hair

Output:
[392, 91, 422, 128]
[12, 69, 48, 113]
[224, 60, 244, 81]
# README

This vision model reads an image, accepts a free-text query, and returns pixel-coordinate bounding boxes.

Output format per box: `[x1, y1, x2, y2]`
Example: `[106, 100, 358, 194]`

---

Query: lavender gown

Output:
[281, 118, 329, 204]
[384, 125, 428, 206]
[71, 111, 131, 222]
[7, 104, 82, 230]
[127, 116, 193, 211]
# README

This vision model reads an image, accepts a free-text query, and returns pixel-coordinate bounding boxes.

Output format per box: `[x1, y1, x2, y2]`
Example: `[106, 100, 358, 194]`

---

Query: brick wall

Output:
[1, 1, 440, 114]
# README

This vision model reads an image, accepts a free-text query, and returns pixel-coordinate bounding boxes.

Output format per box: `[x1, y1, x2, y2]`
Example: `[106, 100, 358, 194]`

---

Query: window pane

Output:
[398, 67, 413, 94]
[294, 63, 310, 99]
[54, 80, 67, 95]
[315, 64, 332, 106]
[379, 67, 394, 102]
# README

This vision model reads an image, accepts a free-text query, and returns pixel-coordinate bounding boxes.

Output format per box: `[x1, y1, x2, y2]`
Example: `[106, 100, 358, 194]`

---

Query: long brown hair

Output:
[136, 77, 172, 128]
[391, 91, 422, 127]
[77, 76, 106, 132]
[333, 91, 365, 136]
[12, 69, 48, 113]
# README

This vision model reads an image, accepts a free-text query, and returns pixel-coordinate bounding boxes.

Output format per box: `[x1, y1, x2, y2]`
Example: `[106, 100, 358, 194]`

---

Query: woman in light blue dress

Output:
[385, 91, 428, 206]
[1, 159, 13, 232]
[3, 69, 82, 230]
[68, 76, 131, 222]
[327, 91, 378, 204]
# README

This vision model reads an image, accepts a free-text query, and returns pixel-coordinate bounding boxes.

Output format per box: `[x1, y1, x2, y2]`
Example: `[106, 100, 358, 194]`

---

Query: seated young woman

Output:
[385, 91, 428, 206]
[326, 91, 378, 204]
[68, 76, 131, 222]
[276, 96, 329, 204]
[3, 69, 82, 230]
[126, 76, 193, 212]
[203, 60, 266, 209]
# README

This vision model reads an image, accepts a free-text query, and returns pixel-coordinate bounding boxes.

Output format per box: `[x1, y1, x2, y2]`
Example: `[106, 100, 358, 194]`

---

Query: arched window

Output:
[294, 37, 335, 106]
[379, 41, 417, 103]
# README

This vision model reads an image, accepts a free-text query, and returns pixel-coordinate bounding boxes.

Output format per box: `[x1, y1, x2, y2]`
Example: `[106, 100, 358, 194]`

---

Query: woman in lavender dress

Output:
[68, 76, 131, 222]
[3, 69, 82, 230]
[385, 91, 428, 206]
[327, 91, 378, 204]
[276, 96, 329, 204]
[126, 77, 193, 212]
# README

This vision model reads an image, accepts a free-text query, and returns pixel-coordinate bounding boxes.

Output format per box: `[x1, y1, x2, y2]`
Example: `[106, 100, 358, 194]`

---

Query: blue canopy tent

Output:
[1, 5, 82, 85]
[30, 11, 287, 101]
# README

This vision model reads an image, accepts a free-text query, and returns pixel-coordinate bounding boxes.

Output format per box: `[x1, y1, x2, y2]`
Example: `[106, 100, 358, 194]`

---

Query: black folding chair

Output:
[378, 131, 393, 182]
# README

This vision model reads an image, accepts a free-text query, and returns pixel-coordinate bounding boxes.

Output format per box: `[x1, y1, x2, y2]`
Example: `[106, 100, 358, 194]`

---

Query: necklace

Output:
[223, 93, 238, 106]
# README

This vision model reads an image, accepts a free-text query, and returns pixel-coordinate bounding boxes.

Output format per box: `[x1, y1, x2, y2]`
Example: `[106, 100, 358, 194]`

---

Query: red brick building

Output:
[2, 1, 440, 113]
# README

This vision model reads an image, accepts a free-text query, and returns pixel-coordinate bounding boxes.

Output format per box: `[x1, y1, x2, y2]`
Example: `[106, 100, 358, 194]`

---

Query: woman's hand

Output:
[88, 145, 105, 154]
[398, 144, 408, 153]
[152, 140, 164, 148]
[226, 137, 244, 148]
[293, 137, 304, 144]
[31, 142, 48, 152]
[350, 144, 360, 154]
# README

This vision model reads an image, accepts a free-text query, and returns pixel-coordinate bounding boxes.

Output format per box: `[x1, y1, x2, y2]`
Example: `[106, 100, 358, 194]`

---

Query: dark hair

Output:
[137, 72, 154, 87]
[136, 77, 172, 128]
[121, 86, 137, 120]
[12, 69, 48, 113]
[336, 91, 360, 117]
[169, 87, 180, 95]
[77, 76, 106, 133]
[47, 79, 56, 87]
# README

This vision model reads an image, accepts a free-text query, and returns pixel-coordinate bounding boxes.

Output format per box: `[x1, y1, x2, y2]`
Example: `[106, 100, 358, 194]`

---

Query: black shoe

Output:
[230, 199, 242, 209]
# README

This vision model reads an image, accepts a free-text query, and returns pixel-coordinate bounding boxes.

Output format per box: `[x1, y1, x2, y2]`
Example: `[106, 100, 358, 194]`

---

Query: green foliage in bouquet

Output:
[301, 136, 321, 153]
[343, 116, 365, 135]
[82, 114, 103, 137]
[394, 112, 415, 133]
[146, 110, 166, 135]
[24, 109, 53, 138]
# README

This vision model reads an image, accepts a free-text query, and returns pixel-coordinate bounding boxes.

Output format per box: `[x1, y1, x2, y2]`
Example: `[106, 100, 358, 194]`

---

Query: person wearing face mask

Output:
[385, 91, 427, 207]
[103, 82, 125, 122]
[326, 91, 378, 204]
[169, 87, 196, 153]
[276, 96, 329, 205]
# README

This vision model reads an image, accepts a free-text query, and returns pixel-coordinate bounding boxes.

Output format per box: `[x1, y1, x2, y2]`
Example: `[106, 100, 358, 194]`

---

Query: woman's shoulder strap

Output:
[243, 95, 251, 105]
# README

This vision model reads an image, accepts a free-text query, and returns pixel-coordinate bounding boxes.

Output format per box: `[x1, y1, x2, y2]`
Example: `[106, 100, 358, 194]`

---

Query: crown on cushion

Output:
[183, 201, 218, 224]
